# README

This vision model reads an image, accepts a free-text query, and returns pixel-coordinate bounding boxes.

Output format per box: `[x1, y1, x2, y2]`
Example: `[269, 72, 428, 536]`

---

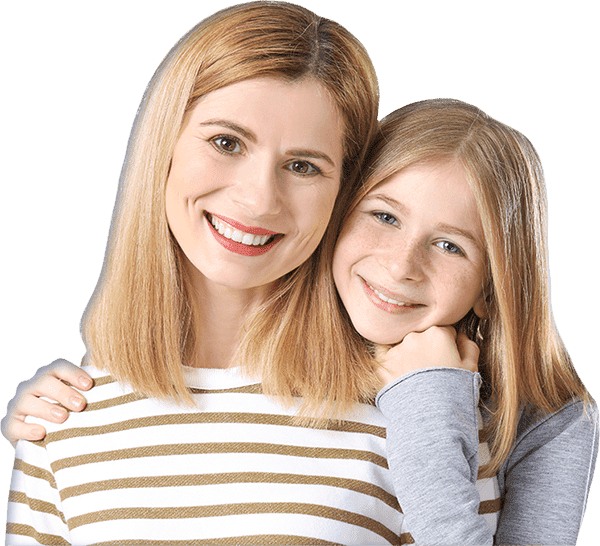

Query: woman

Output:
[5, 2, 402, 544]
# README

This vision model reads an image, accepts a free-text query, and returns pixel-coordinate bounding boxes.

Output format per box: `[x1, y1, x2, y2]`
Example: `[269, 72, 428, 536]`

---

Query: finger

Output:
[456, 332, 479, 372]
[45, 359, 94, 390]
[18, 393, 71, 423]
[25, 375, 87, 412]
[1, 415, 47, 444]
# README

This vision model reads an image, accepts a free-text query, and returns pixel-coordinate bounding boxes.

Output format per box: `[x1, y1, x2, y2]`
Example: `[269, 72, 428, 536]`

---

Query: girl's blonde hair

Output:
[335, 98, 592, 476]
[81, 2, 379, 408]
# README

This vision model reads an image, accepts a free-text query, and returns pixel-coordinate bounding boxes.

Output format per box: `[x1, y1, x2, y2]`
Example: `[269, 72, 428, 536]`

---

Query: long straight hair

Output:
[81, 2, 379, 407]
[326, 98, 593, 475]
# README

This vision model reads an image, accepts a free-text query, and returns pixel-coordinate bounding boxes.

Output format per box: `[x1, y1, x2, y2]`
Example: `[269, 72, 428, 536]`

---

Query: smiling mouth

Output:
[206, 213, 280, 247]
[361, 277, 423, 310]
[205, 212, 283, 256]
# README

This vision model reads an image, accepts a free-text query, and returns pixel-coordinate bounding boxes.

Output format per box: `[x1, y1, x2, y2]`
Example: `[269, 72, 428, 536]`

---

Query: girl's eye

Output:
[286, 160, 322, 176]
[372, 211, 399, 226]
[210, 136, 242, 154]
[436, 240, 464, 256]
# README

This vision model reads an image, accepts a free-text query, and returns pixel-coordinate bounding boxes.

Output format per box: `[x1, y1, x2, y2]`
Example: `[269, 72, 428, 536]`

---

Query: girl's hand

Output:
[376, 326, 479, 389]
[1, 359, 93, 446]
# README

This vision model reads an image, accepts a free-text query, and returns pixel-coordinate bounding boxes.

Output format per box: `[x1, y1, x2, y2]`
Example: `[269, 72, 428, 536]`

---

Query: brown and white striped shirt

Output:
[7, 365, 499, 545]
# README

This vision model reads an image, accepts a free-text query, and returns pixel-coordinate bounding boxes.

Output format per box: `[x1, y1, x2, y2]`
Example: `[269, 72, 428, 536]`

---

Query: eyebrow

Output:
[435, 222, 483, 250]
[198, 119, 336, 168]
[286, 148, 336, 168]
[362, 193, 409, 214]
[198, 119, 257, 143]
[364, 193, 483, 250]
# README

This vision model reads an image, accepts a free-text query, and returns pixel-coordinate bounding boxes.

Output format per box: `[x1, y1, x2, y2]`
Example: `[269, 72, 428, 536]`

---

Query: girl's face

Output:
[166, 77, 344, 294]
[333, 160, 488, 345]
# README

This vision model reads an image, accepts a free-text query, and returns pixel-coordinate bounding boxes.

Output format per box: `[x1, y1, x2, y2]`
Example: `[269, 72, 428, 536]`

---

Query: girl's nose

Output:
[383, 238, 426, 283]
[231, 160, 282, 218]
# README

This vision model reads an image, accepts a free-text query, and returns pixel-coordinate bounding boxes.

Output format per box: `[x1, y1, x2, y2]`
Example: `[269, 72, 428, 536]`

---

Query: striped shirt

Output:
[7, 365, 500, 545]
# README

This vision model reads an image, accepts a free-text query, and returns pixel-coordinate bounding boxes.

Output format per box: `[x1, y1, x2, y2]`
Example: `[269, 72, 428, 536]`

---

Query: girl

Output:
[331, 98, 598, 544]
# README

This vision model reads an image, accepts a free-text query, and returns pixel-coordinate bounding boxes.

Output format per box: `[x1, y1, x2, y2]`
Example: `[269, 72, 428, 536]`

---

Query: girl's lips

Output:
[360, 276, 423, 312]
[207, 212, 280, 236]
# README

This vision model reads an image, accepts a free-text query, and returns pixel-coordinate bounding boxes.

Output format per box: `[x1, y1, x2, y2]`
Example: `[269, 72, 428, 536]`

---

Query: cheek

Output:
[332, 214, 370, 286]
[164, 177, 179, 230]
[335, 213, 383, 263]
[294, 182, 340, 236]
[440, 267, 485, 318]
[164, 165, 204, 254]
[165, 172, 189, 234]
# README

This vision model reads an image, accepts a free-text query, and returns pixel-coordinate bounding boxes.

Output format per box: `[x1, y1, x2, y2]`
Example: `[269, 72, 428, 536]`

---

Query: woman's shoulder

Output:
[78, 363, 136, 403]
[22, 365, 139, 436]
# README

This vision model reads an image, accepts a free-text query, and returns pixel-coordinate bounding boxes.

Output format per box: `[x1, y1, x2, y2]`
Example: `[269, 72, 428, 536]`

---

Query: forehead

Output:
[369, 160, 483, 230]
[183, 77, 344, 155]
[372, 159, 471, 199]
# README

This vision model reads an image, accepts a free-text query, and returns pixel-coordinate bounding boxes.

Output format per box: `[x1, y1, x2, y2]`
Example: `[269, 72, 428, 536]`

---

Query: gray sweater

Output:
[376, 368, 598, 545]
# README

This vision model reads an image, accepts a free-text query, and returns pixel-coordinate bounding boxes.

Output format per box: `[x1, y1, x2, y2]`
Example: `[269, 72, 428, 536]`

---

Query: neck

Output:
[185, 265, 272, 369]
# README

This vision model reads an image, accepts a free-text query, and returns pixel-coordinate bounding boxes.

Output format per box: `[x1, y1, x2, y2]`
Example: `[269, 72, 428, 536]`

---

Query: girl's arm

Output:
[1, 360, 92, 445]
[377, 346, 494, 544]
[376, 328, 598, 545]
[494, 399, 598, 545]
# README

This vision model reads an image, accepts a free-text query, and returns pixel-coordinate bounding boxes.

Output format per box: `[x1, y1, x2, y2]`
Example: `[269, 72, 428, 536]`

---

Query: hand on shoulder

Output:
[1, 359, 93, 445]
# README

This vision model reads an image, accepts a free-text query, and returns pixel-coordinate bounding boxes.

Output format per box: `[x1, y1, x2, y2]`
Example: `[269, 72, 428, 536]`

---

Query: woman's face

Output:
[166, 77, 344, 294]
[333, 160, 488, 345]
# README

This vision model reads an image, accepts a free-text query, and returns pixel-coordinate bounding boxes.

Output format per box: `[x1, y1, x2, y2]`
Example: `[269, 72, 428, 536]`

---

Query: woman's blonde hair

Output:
[81, 0, 379, 402]
[333, 98, 593, 476]
[82, 2, 379, 409]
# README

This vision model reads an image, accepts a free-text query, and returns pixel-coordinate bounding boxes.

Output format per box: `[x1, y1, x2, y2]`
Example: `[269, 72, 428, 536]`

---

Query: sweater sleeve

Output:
[494, 400, 599, 546]
[6, 439, 71, 545]
[376, 367, 493, 545]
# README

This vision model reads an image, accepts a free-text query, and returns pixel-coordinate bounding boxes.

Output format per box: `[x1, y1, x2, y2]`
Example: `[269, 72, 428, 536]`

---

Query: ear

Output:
[473, 291, 489, 319]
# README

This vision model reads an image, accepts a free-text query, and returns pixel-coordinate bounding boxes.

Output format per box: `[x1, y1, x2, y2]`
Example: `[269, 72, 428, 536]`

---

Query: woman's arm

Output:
[1, 359, 93, 445]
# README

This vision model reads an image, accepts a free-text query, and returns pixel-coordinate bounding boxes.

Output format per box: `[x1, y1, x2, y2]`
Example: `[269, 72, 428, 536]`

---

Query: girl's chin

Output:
[357, 327, 409, 347]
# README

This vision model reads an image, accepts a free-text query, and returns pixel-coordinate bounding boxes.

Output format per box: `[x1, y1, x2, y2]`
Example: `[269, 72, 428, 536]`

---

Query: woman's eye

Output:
[210, 136, 242, 154]
[373, 211, 398, 226]
[286, 160, 322, 176]
[436, 240, 464, 256]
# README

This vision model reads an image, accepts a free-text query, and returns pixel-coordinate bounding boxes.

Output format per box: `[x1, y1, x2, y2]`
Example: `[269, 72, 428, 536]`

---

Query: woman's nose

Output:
[231, 159, 282, 218]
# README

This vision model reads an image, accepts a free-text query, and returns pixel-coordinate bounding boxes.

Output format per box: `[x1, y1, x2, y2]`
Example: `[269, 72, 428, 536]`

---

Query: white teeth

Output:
[209, 215, 274, 246]
[368, 283, 409, 306]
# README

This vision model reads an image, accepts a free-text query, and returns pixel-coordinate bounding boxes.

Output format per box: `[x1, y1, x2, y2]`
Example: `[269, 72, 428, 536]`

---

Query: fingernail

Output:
[70, 396, 85, 408]
[78, 377, 92, 389]
[51, 408, 67, 421]
[31, 426, 45, 439]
